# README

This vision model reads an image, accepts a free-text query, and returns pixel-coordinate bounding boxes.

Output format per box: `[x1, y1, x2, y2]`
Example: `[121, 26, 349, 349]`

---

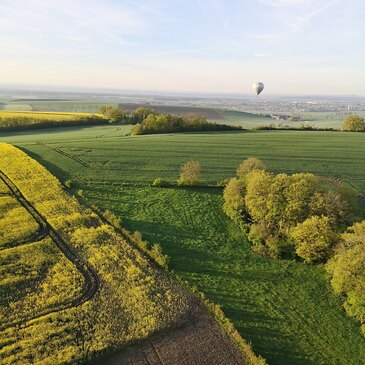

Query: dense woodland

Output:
[223, 157, 365, 335]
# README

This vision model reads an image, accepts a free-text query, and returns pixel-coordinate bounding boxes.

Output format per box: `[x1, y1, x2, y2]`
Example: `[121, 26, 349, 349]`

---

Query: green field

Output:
[1, 125, 365, 364]
[215, 110, 270, 128]
[218, 110, 365, 129]
[2, 126, 363, 193]
[83, 184, 365, 365]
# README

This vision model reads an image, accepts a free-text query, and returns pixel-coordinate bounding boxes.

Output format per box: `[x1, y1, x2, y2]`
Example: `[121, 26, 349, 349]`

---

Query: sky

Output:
[0, 0, 364, 95]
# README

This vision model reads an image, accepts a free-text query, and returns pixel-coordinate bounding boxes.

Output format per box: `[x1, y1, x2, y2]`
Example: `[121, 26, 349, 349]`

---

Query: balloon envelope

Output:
[252, 82, 264, 96]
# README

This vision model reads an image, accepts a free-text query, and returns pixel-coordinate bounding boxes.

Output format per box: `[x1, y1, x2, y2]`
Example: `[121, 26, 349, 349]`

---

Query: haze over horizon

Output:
[1, 0, 364, 96]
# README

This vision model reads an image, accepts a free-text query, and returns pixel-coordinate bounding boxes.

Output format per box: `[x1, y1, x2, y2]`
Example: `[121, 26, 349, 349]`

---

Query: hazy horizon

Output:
[1, 83, 365, 100]
[1, 0, 364, 96]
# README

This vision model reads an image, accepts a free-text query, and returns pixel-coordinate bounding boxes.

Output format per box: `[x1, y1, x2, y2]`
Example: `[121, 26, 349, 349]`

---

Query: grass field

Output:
[83, 184, 365, 365]
[2, 126, 363, 193]
[216, 110, 271, 128]
[1, 126, 365, 364]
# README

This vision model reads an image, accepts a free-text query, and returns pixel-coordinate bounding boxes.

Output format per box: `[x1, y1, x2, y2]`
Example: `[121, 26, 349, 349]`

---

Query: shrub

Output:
[64, 180, 73, 189]
[216, 178, 230, 187]
[151, 177, 171, 187]
[178, 161, 201, 186]
[102, 209, 122, 229]
[342, 115, 365, 132]
[130, 123, 144, 135]
[150, 244, 169, 269]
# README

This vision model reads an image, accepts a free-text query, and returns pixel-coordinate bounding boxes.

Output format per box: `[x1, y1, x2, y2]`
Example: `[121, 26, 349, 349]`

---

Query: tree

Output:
[291, 216, 337, 263]
[326, 221, 365, 333]
[130, 107, 157, 124]
[310, 191, 351, 227]
[99, 105, 113, 115]
[184, 114, 208, 129]
[130, 123, 143, 135]
[283, 173, 319, 231]
[223, 178, 246, 222]
[154, 114, 171, 131]
[244, 170, 274, 246]
[178, 161, 201, 186]
[237, 157, 266, 180]
[142, 114, 157, 131]
[342, 115, 365, 132]
[99, 106, 128, 124]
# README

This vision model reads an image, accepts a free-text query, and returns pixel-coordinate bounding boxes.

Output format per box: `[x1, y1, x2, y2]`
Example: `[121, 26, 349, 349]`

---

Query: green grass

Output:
[81, 184, 365, 365]
[0, 104, 33, 111]
[216, 110, 270, 128]
[1, 125, 365, 364]
[2, 127, 363, 193]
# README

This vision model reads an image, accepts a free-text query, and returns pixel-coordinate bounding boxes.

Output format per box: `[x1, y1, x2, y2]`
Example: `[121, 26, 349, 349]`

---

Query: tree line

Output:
[254, 115, 365, 132]
[100, 106, 242, 134]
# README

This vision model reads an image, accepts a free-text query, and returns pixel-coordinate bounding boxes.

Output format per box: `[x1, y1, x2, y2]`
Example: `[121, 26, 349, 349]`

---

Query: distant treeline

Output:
[254, 123, 338, 131]
[255, 115, 365, 132]
[131, 112, 242, 135]
[0, 115, 107, 132]
[99, 106, 242, 134]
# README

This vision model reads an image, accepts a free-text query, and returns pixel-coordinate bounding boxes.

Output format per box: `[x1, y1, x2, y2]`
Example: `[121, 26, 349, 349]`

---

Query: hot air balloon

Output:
[252, 82, 264, 97]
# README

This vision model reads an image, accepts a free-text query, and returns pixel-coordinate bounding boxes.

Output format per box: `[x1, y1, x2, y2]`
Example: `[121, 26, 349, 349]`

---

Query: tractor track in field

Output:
[36, 141, 93, 169]
[0, 224, 49, 252]
[36, 142, 120, 172]
[1, 192, 49, 250]
[0, 171, 100, 331]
